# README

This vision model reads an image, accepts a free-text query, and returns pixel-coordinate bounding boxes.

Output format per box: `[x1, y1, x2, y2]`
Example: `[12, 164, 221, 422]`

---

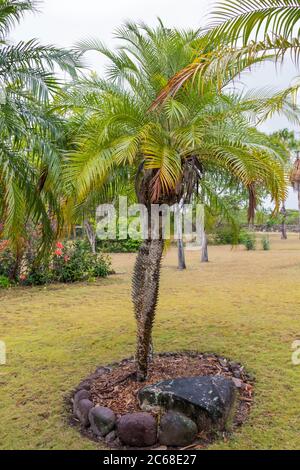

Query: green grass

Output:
[1, 233, 300, 450]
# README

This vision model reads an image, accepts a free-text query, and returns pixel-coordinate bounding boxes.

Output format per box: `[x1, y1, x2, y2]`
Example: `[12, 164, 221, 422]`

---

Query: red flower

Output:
[55, 249, 63, 257]
[64, 255, 70, 263]
[56, 242, 64, 249]
[0, 240, 9, 252]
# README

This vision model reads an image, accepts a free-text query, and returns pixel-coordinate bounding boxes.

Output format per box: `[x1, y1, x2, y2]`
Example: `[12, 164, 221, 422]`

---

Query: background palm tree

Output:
[271, 129, 300, 238]
[291, 155, 300, 236]
[0, 0, 80, 274]
[64, 23, 288, 381]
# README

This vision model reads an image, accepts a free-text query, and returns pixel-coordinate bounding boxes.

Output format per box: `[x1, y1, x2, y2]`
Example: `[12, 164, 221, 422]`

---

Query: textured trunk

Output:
[281, 205, 287, 240]
[9, 248, 23, 281]
[177, 239, 186, 270]
[84, 220, 96, 254]
[281, 220, 287, 240]
[298, 188, 300, 240]
[132, 239, 164, 381]
[201, 230, 209, 263]
[176, 201, 186, 270]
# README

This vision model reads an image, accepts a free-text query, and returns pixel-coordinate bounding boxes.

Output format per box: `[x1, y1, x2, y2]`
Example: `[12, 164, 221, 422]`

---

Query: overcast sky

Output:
[11, 0, 300, 209]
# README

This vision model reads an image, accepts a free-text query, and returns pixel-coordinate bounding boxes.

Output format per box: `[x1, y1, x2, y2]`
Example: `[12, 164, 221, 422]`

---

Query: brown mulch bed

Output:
[87, 352, 254, 432]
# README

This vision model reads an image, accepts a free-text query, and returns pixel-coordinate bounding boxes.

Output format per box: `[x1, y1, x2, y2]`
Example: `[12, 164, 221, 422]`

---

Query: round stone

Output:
[158, 411, 197, 447]
[73, 389, 90, 414]
[89, 406, 116, 437]
[75, 399, 94, 427]
[117, 412, 157, 447]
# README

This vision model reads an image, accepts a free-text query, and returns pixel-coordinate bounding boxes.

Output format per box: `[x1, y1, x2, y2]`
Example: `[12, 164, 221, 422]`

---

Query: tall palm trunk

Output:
[298, 188, 300, 240]
[178, 239, 186, 270]
[84, 220, 96, 254]
[132, 239, 164, 381]
[176, 200, 186, 270]
[9, 244, 24, 281]
[291, 157, 300, 240]
[280, 205, 287, 240]
[201, 230, 209, 262]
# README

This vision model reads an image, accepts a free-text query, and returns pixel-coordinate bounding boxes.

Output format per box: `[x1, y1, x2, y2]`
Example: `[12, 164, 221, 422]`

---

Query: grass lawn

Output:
[0, 233, 300, 450]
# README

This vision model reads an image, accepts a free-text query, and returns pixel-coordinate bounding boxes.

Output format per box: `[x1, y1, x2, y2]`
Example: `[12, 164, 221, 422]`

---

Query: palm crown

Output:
[66, 22, 288, 213]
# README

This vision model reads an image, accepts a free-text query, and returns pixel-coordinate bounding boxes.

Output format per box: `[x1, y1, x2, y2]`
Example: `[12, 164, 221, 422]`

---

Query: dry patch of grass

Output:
[0, 233, 300, 450]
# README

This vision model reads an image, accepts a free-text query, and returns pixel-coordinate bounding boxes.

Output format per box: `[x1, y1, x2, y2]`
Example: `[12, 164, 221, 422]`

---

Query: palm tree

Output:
[291, 154, 300, 236]
[271, 129, 300, 239]
[65, 23, 288, 381]
[0, 0, 80, 272]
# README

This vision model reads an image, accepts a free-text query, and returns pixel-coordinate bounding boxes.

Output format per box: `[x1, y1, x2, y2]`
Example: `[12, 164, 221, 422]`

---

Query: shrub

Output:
[97, 238, 142, 253]
[92, 254, 112, 277]
[214, 226, 239, 245]
[53, 241, 111, 283]
[0, 275, 10, 289]
[242, 233, 256, 251]
[0, 242, 15, 278]
[214, 226, 252, 246]
[22, 265, 52, 286]
[266, 219, 276, 230]
[261, 236, 270, 251]
[0, 239, 112, 287]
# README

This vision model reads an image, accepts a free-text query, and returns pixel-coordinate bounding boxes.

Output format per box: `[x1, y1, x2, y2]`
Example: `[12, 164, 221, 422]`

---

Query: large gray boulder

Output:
[138, 376, 236, 431]
[159, 412, 197, 447]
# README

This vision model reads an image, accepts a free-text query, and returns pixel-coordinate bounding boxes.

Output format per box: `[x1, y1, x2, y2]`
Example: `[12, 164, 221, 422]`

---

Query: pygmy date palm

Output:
[65, 23, 288, 380]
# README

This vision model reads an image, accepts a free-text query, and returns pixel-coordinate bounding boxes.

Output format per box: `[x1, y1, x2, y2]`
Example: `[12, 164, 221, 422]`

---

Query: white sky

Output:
[11, 0, 300, 209]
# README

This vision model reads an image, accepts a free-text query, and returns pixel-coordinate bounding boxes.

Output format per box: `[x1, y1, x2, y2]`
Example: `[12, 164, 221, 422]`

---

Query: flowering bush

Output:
[0, 239, 112, 287]
[52, 240, 112, 283]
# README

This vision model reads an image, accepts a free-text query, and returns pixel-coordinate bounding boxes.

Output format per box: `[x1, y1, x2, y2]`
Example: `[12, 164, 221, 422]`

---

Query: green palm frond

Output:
[0, 0, 38, 37]
[151, 1, 300, 107]
[210, 0, 300, 45]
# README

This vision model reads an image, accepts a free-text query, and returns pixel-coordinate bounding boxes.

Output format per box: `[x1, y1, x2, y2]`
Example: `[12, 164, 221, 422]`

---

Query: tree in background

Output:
[271, 129, 300, 238]
[291, 155, 300, 237]
[0, 0, 80, 278]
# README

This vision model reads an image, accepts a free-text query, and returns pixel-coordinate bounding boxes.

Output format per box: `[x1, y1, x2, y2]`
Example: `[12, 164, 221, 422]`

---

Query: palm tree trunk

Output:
[298, 188, 300, 240]
[9, 248, 23, 281]
[177, 239, 186, 270]
[281, 219, 287, 240]
[281, 204, 287, 240]
[133, 239, 164, 381]
[176, 200, 186, 270]
[201, 230, 209, 262]
[84, 220, 96, 254]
